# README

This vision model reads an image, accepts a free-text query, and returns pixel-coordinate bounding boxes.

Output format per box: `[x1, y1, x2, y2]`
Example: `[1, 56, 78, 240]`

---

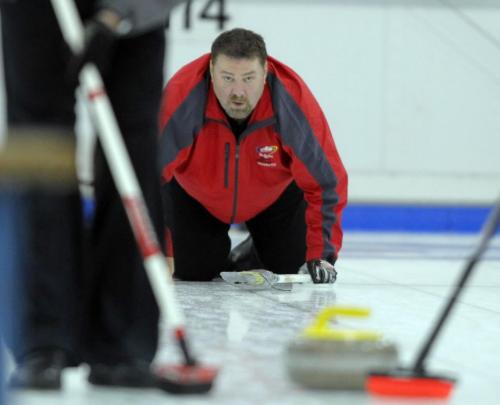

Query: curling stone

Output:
[285, 306, 399, 390]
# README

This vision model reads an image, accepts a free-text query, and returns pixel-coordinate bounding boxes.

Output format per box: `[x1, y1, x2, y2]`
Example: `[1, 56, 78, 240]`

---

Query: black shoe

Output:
[88, 362, 157, 388]
[9, 349, 67, 390]
[228, 234, 263, 271]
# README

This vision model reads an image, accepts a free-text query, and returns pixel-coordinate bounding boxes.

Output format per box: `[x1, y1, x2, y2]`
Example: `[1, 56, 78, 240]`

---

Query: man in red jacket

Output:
[159, 28, 347, 283]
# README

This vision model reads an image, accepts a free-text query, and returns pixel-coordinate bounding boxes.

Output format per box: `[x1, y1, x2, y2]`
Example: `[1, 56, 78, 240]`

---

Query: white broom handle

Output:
[276, 273, 312, 284]
[50, 0, 184, 328]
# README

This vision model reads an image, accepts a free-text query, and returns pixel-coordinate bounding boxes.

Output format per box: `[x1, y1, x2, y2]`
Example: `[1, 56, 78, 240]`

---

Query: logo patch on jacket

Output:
[256, 145, 278, 167]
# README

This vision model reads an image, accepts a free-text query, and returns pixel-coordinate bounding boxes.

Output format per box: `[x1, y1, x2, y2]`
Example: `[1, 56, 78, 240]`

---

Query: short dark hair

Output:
[211, 28, 267, 66]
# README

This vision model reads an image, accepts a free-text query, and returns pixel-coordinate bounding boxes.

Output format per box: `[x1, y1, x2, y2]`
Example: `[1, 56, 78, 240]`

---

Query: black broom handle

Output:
[413, 195, 500, 373]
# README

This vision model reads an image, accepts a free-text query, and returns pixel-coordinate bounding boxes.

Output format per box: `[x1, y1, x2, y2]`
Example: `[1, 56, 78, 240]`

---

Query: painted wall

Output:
[1, 0, 499, 205]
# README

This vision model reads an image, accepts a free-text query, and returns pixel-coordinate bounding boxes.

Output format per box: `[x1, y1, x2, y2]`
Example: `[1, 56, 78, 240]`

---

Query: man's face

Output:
[210, 54, 267, 121]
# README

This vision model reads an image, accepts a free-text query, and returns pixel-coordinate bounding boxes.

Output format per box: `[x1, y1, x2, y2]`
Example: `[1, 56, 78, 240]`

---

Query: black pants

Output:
[164, 179, 307, 281]
[1, 0, 164, 365]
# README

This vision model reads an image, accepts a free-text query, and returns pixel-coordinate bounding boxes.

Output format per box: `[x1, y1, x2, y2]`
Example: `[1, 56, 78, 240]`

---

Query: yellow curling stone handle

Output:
[302, 306, 382, 341]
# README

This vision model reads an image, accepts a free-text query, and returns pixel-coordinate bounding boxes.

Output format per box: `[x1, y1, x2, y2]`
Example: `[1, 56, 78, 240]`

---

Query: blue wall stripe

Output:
[343, 204, 496, 233]
[81, 197, 496, 234]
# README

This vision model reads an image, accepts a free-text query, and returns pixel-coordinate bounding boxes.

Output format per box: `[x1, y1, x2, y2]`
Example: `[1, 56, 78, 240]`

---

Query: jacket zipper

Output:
[206, 117, 275, 224]
[229, 142, 240, 224]
[224, 143, 230, 188]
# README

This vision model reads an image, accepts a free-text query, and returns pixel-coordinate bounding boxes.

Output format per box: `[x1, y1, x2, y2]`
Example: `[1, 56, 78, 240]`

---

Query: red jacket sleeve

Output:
[269, 57, 348, 262]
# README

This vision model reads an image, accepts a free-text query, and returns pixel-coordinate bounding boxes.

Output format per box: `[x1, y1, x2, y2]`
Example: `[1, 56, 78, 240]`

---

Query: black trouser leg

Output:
[0, 1, 84, 363]
[164, 180, 306, 279]
[246, 182, 307, 274]
[0, 189, 80, 362]
[83, 29, 165, 365]
[164, 180, 232, 281]
[18, 189, 83, 362]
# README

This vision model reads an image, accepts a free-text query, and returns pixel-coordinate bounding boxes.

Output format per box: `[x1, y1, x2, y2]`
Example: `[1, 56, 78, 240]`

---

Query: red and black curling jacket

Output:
[159, 54, 348, 262]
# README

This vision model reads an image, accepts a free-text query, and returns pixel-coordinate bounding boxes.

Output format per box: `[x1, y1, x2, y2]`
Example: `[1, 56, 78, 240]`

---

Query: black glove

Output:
[306, 259, 337, 284]
[67, 18, 116, 83]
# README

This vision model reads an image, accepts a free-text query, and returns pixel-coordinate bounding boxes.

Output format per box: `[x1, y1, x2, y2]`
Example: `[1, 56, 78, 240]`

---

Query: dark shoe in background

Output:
[228, 234, 263, 271]
[88, 361, 157, 388]
[9, 349, 67, 390]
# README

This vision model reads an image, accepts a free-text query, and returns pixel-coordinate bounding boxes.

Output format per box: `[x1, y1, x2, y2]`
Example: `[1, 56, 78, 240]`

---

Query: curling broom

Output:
[367, 194, 500, 398]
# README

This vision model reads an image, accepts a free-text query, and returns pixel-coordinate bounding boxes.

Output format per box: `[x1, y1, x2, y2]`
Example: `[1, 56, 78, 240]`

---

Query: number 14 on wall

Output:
[184, 0, 230, 30]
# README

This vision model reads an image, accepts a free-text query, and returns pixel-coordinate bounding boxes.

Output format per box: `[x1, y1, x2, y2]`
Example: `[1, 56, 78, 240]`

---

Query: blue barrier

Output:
[342, 204, 494, 233]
